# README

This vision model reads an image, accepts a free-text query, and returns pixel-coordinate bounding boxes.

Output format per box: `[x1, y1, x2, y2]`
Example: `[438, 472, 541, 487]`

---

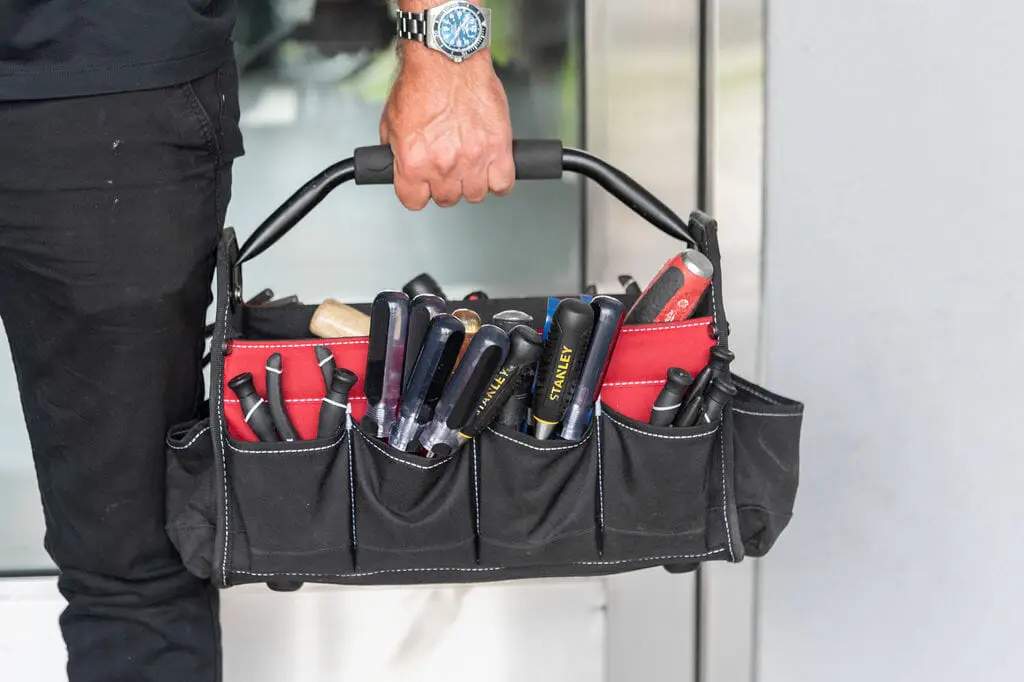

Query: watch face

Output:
[434, 2, 487, 59]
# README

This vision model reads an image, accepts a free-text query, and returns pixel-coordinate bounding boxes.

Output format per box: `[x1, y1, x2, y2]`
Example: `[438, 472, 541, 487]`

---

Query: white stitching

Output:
[732, 408, 800, 418]
[218, 274, 230, 584]
[348, 422, 357, 549]
[719, 424, 735, 562]
[226, 437, 344, 455]
[232, 339, 368, 350]
[735, 380, 782, 405]
[619, 320, 710, 334]
[484, 426, 592, 452]
[602, 379, 666, 388]
[356, 428, 451, 470]
[596, 399, 605, 532]
[228, 549, 726, 579]
[225, 396, 367, 404]
[604, 411, 719, 441]
[472, 439, 481, 537]
[166, 425, 211, 450]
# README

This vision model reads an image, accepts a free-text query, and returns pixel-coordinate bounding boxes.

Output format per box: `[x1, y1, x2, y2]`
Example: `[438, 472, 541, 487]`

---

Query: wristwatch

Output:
[395, 1, 492, 63]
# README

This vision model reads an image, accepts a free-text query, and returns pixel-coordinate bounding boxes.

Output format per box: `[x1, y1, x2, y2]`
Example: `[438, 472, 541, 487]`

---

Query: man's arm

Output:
[381, 0, 515, 210]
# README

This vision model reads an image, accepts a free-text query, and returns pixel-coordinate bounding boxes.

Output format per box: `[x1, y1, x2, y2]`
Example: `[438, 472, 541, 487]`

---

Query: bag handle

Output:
[234, 139, 696, 265]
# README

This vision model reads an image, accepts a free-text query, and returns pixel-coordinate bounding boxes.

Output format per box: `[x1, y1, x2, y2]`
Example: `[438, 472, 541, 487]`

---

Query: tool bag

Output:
[165, 140, 804, 589]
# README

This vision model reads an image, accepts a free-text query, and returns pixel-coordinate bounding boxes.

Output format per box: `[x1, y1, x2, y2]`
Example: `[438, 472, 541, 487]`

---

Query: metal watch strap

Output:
[396, 10, 427, 42]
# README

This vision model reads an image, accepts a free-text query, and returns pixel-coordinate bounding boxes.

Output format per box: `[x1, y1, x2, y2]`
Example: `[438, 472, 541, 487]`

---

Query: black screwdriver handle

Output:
[234, 142, 695, 265]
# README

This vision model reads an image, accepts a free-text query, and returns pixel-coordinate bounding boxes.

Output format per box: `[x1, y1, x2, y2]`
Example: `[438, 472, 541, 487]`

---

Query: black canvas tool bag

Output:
[165, 140, 803, 590]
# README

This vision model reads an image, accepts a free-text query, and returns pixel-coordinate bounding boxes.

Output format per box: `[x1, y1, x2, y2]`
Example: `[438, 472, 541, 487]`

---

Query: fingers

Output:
[487, 149, 516, 197]
[387, 136, 514, 209]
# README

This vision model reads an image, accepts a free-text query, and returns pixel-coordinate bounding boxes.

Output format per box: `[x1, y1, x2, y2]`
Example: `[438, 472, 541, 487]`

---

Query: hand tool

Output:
[310, 298, 372, 338]
[464, 290, 489, 301]
[699, 376, 737, 424]
[363, 290, 410, 438]
[420, 325, 510, 457]
[583, 284, 598, 296]
[672, 347, 727, 428]
[624, 250, 714, 324]
[649, 368, 693, 426]
[492, 310, 538, 430]
[246, 288, 275, 306]
[261, 295, 301, 307]
[403, 273, 447, 300]
[459, 325, 543, 444]
[452, 308, 482, 367]
[618, 275, 642, 296]
[317, 368, 358, 439]
[543, 295, 593, 339]
[228, 372, 279, 442]
[265, 353, 298, 442]
[390, 314, 466, 452]
[314, 345, 336, 390]
[531, 298, 595, 440]
[559, 295, 624, 441]
[404, 294, 447, 389]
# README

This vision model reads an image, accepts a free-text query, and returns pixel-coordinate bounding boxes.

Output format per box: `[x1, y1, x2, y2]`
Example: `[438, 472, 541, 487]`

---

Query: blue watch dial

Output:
[439, 7, 481, 50]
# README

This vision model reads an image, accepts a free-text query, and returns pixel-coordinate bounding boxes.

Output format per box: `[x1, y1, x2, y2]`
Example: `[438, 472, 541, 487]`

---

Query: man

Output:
[0, 1, 513, 680]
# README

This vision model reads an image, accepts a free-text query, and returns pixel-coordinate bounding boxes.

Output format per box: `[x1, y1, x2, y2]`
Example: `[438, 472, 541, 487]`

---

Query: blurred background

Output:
[2, 1, 1020, 681]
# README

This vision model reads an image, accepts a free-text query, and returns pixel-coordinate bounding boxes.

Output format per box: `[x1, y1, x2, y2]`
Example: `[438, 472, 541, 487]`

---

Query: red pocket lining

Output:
[222, 318, 715, 441]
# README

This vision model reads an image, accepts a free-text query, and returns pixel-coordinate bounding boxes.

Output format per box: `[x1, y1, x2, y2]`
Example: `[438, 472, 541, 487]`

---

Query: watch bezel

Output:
[427, 1, 490, 62]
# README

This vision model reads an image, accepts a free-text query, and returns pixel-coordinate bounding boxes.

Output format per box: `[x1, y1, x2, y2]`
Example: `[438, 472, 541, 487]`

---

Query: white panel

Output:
[761, 2, 1024, 681]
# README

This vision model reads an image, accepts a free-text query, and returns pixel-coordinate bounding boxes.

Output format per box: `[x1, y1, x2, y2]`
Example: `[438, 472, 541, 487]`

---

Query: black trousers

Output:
[0, 63, 244, 682]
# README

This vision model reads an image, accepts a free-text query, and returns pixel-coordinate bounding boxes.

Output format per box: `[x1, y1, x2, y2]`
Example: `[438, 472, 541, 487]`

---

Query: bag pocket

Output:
[351, 426, 476, 572]
[476, 425, 599, 567]
[599, 404, 722, 562]
[226, 433, 354, 576]
[731, 376, 803, 557]
[166, 419, 217, 580]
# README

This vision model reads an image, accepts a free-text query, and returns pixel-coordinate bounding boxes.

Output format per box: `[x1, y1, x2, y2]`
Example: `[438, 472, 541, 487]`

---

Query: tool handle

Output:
[354, 140, 564, 184]
[235, 141, 694, 265]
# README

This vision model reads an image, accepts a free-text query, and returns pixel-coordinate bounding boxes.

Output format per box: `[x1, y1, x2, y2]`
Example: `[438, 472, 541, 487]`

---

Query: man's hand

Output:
[381, 2, 515, 210]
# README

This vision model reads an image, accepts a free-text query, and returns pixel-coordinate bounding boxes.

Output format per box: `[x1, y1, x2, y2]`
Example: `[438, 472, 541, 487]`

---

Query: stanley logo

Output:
[477, 369, 510, 411]
[548, 345, 573, 401]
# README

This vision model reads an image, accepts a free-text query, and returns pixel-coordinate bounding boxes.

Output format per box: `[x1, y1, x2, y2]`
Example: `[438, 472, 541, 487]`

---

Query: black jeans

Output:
[0, 63, 244, 682]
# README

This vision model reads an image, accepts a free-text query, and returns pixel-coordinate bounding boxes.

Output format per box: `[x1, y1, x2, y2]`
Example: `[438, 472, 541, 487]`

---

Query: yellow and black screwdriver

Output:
[531, 298, 595, 440]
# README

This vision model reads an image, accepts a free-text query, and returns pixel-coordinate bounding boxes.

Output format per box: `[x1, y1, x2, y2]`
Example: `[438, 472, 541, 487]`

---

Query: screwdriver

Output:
[452, 308, 482, 367]
[559, 295, 623, 441]
[649, 367, 693, 426]
[265, 353, 298, 442]
[404, 294, 447, 389]
[317, 368, 358, 439]
[531, 298, 595, 440]
[420, 325, 510, 457]
[625, 250, 714, 324]
[699, 376, 738, 424]
[228, 372, 279, 442]
[403, 273, 447, 300]
[390, 314, 466, 452]
[673, 346, 735, 427]
[363, 290, 410, 438]
[314, 345, 335, 390]
[458, 325, 543, 445]
[492, 310, 537, 430]
[618, 275, 642, 296]
[310, 299, 372, 338]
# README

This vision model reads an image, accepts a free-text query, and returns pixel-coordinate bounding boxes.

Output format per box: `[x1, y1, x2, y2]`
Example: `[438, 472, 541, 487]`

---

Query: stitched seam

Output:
[472, 439, 481, 537]
[226, 437, 344, 455]
[348, 417, 357, 551]
[484, 427, 592, 452]
[619, 320, 710, 334]
[720, 428, 735, 562]
[596, 399, 605, 532]
[356, 428, 451, 470]
[604, 412, 719, 441]
[602, 379, 667, 388]
[166, 425, 211, 450]
[232, 339, 369, 350]
[218, 266, 230, 585]
[229, 549, 726, 579]
[225, 396, 367, 404]
[735, 380, 782, 405]
[732, 408, 800, 418]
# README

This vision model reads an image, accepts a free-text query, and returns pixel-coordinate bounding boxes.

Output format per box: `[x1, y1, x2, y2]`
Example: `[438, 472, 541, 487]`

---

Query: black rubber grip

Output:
[353, 140, 564, 185]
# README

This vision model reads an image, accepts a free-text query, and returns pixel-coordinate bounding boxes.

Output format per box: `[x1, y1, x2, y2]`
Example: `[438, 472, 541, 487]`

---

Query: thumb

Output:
[379, 117, 390, 145]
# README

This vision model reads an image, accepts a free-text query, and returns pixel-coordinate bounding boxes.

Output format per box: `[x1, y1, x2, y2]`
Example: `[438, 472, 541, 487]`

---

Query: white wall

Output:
[759, 2, 1024, 681]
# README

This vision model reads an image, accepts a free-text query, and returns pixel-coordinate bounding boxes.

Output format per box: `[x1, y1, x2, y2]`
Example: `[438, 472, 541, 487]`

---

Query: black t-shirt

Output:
[0, 0, 237, 101]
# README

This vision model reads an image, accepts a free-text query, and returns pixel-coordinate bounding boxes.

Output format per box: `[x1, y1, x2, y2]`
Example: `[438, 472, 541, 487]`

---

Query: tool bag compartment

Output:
[165, 142, 803, 588]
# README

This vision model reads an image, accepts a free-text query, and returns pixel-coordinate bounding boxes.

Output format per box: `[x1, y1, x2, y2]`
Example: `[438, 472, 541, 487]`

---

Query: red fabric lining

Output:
[222, 317, 715, 441]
